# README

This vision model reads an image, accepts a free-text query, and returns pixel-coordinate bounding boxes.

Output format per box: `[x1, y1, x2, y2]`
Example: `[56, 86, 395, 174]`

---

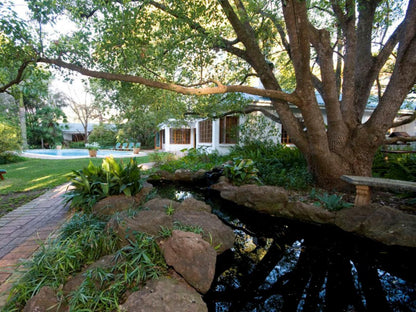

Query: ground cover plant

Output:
[0, 156, 150, 217]
[2, 213, 166, 311]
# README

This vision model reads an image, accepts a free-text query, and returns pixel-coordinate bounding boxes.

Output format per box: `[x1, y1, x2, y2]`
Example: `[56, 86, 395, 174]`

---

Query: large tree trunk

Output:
[305, 145, 375, 190]
[18, 91, 27, 149]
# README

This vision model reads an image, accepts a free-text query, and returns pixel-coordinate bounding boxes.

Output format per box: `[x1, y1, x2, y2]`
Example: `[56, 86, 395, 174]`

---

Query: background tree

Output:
[1, 0, 416, 188]
[87, 123, 117, 147]
[26, 105, 67, 148]
[67, 91, 101, 142]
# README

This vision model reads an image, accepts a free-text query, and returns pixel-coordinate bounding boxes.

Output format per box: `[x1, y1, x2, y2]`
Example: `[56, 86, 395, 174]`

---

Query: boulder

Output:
[285, 202, 335, 224]
[92, 195, 138, 218]
[120, 277, 207, 312]
[174, 169, 206, 182]
[107, 211, 172, 245]
[176, 197, 212, 214]
[91, 182, 153, 218]
[174, 209, 235, 254]
[161, 230, 216, 294]
[213, 181, 416, 248]
[23, 286, 66, 312]
[107, 198, 180, 244]
[211, 182, 288, 215]
[63, 254, 119, 296]
[335, 204, 416, 248]
[141, 198, 180, 212]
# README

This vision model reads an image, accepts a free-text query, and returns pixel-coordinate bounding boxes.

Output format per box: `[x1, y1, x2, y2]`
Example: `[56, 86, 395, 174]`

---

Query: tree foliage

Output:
[0, 116, 21, 153]
[26, 105, 67, 148]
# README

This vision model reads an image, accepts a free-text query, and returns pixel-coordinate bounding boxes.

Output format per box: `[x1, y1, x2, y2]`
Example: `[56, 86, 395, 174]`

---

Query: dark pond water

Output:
[155, 183, 416, 312]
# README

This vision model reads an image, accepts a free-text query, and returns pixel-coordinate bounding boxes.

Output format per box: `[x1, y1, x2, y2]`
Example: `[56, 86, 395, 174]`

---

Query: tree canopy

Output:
[1, 0, 415, 188]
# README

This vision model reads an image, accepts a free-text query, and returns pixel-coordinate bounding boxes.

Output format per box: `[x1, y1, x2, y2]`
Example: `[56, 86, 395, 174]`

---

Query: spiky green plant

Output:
[64, 157, 143, 211]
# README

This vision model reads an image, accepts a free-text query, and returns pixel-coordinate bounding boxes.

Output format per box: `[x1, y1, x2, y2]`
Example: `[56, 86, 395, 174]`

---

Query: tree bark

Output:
[18, 91, 28, 149]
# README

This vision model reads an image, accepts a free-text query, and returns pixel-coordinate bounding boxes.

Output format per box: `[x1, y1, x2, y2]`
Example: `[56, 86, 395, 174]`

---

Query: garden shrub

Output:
[372, 149, 416, 181]
[68, 141, 86, 148]
[151, 148, 227, 173]
[229, 140, 313, 190]
[0, 117, 21, 154]
[88, 124, 117, 148]
[65, 157, 143, 211]
[0, 151, 26, 164]
[223, 157, 261, 185]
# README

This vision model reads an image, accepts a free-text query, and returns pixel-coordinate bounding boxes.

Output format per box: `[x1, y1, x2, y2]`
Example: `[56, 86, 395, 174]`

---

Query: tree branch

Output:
[366, 0, 416, 134]
[391, 113, 416, 128]
[384, 136, 416, 144]
[0, 60, 33, 93]
[185, 104, 281, 123]
[38, 57, 301, 104]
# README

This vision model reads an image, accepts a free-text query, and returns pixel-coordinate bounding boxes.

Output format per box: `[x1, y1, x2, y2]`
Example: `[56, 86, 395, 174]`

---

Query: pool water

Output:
[23, 149, 143, 158]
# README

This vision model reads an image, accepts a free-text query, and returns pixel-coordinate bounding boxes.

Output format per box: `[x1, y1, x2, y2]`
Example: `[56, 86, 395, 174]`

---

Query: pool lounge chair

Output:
[121, 142, 128, 150]
[115, 143, 122, 150]
[0, 169, 6, 180]
[135, 142, 141, 148]
[127, 142, 134, 150]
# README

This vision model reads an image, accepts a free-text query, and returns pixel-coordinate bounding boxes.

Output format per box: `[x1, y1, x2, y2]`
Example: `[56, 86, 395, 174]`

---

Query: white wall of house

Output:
[160, 113, 281, 155]
[158, 123, 195, 155]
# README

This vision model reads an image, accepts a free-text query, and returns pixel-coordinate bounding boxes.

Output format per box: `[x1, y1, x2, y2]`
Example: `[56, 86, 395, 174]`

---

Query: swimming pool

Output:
[22, 149, 147, 159]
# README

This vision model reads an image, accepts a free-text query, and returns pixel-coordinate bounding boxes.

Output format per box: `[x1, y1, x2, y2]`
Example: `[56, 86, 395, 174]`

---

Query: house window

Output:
[170, 128, 191, 144]
[219, 116, 239, 144]
[281, 125, 292, 144]
[199, 120, 212, 143]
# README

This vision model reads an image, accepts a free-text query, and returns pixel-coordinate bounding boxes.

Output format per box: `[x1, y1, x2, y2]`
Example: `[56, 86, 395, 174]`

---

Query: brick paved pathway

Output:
[0, 183, 71, 308]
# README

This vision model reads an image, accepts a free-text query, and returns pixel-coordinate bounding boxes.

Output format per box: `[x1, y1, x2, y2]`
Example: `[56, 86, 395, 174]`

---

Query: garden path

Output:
[0, 183, 70, 308]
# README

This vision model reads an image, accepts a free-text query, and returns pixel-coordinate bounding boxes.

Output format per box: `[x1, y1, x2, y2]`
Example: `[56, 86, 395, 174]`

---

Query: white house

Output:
[62, 123, 96, 142]
[155, 97, 416, 155]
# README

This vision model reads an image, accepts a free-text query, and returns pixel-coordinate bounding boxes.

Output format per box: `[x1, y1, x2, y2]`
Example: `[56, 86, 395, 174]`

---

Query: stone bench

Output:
[341, 175, 416, 207]
[0, 169, 6, 180]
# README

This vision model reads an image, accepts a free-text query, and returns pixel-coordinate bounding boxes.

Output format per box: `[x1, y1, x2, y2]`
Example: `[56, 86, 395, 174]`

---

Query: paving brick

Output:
[0, 245, 15, 260]
[0, 259, 18, 268]
[0, 273, 10, 284]
[0, 183, 70, 304]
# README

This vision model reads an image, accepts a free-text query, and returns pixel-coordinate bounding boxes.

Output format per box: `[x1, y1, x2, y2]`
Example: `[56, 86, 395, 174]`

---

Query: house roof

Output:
[62, 123, 96, 133]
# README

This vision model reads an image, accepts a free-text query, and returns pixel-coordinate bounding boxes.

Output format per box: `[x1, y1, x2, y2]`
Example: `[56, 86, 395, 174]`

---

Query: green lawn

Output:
[0, 156, 151, 216]
[0, 156, 151, 194]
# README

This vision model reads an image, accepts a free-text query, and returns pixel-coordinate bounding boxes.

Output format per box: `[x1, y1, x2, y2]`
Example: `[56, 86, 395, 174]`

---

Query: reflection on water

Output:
[155, 183, 416, 312]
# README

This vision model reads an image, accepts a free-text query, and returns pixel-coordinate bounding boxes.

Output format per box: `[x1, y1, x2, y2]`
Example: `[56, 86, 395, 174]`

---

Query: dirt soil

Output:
[0, 190, 47, 218]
